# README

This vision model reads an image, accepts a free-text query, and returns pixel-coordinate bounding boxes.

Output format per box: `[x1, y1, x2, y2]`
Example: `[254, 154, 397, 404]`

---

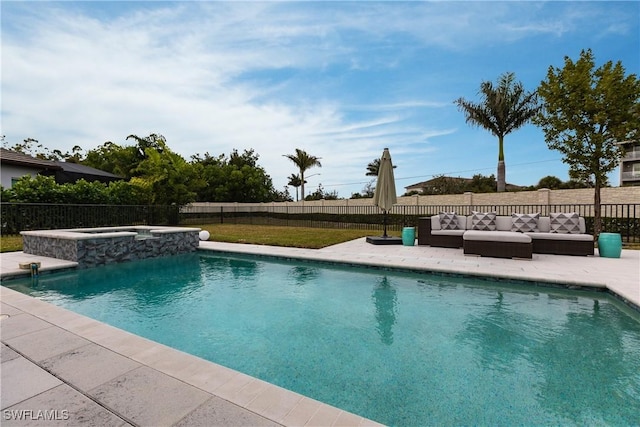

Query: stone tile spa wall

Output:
[22, 227, 200, 269]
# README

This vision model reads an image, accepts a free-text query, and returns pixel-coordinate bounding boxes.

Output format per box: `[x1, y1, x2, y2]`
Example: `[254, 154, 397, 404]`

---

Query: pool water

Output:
[6, 253, 640, 426]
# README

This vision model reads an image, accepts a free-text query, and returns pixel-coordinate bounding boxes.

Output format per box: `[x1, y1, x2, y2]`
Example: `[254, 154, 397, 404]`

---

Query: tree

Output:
[534, 176, 590, 190]
[8, 175, 63, 203]
[534, 49, 640, 236]
[304, 183, 339, 201]
[132, 144, 203, 206]
[105, 180, 151, 204]
[455, 72, 541, 192]
[562, 179, 591, 190]
[366, 158, 381, 176]
[3, 174, 151, 205]
[59, 179, 110, 204]
[283, 149, 322, 200]
[120, 134, 205, 206]
[350, 181, 375, 199]
[2, 137, 82, 161]
[537, 175, 564, 189]
[83, 141, 141, 179]
[287, 174, 303, 201]
[192, 149, 279, 203]
[126, 133, 166, 158]
[419, 174, 497, 195]
[366, 158, 396, 177]
[274, 186, 293, 202]
[466, 174, 498, 193]
[422, 175, 467, 195]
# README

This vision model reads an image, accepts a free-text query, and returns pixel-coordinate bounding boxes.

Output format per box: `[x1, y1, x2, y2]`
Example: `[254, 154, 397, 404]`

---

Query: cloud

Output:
[1, 1, 636, 195]
[2, 3, 446, 191]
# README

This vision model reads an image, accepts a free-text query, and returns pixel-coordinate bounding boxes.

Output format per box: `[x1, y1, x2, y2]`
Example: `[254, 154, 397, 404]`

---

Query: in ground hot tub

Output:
[21, 226, 201, 268]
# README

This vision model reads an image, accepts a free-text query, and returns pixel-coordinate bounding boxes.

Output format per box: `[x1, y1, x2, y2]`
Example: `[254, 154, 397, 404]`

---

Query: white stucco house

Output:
[1, 148, 122, 189]
[0, 148, 61, 188]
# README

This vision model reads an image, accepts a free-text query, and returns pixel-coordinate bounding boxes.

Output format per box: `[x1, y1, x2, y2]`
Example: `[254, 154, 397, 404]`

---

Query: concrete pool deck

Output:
[1, 239, 639, 426]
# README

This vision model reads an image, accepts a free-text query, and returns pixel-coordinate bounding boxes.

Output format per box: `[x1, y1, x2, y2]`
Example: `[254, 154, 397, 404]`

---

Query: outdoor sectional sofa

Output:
[417, 212, 594, 258]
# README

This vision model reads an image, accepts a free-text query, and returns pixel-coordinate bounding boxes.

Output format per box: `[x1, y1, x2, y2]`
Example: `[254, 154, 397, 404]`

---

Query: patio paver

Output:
[2, 384, 131, 427]
[4, 326, 90, 363]
[173, 396, 279, 427]
[40, 343, 142, 392]
[87, 366, 212, 427]
[1, 357, 63, 409]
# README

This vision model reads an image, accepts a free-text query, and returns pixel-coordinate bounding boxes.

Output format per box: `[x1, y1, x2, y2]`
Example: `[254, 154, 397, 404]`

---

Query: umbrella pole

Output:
[383, 210, 388, 237]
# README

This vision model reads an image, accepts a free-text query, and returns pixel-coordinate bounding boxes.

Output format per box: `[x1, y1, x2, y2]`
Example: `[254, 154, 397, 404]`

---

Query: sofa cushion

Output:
[431, 215, 441, 230]
[511, 213, 540, 233]
[495, 216, 512, 231]
[550, 212, 581, 234]
[439, 212, 460, 230]
[526, 232, 593, 241]
[463, 230, 531, 243]
[471, 211, 497, 231]
[537, 217, 551, 233]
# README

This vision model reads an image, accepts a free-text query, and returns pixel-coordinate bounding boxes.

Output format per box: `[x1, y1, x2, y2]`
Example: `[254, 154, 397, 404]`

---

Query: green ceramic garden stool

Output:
[402, 227, 416, 246]
[598, 233, 622, 258]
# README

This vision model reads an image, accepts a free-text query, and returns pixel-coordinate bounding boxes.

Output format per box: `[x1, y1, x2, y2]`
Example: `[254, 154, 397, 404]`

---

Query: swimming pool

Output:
[6, 252, 640, 426]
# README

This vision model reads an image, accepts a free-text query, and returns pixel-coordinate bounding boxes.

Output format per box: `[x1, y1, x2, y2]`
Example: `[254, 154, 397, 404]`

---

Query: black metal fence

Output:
[2, 202, 639, 243]
[181, 203, 640, 243]
[1, 203, 180, 234]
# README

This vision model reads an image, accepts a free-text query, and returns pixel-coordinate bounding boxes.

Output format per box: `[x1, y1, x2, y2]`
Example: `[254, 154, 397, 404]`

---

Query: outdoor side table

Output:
[598, 232, 622, 258]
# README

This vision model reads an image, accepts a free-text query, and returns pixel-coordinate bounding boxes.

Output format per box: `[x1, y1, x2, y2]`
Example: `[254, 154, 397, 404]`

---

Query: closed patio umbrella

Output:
[373, 148, 397, 237]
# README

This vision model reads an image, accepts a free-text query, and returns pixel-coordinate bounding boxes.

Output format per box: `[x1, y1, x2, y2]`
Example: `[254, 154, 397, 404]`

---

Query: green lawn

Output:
[3, 225, 637, 253]
[198, 224, 398, 249]
[0, 234, 24, 253]
[0, 224, 400, 253]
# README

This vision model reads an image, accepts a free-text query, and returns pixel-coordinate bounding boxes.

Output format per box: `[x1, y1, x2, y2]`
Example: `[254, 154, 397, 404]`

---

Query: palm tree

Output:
[283, 149, 322, 199]
[366, 158, 397, 177]
[287, 173, 303, 201]
[455, 72, 541, 192]
[366, 159, 381, 176]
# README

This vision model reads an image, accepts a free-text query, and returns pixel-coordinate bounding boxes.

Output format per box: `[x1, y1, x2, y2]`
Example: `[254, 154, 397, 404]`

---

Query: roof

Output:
[616, 140, 639, 146]
[0, 148, 122, 182]
[0, 148, 62, 170]
[53, 161, 122, 179]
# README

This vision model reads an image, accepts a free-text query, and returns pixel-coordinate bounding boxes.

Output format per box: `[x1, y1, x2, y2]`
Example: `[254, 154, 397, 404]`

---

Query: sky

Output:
[1, 1, 639, 198]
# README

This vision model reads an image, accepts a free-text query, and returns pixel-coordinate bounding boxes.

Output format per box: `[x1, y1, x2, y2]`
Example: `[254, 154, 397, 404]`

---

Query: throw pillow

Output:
[550, 212, 581, 234]
[511, 213, 540, 233]
[471, 211, 497, 231]
[439, 212, 460, 230]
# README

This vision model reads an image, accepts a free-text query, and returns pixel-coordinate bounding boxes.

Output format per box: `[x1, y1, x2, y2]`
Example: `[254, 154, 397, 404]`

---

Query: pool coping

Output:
[20, 225, 201, 240]
[1, 239, 639, 426]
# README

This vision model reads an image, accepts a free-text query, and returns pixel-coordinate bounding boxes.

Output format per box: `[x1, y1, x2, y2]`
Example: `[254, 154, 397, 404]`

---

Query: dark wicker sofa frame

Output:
[418, 217, 595, 256]
[417, 218, 463, 248]
[463, 239, 533, 259]
[531, 239, 594, 256]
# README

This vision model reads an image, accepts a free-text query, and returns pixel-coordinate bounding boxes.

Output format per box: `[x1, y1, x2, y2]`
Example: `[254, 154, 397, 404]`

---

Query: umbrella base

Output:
[366, 236, 403, 245]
